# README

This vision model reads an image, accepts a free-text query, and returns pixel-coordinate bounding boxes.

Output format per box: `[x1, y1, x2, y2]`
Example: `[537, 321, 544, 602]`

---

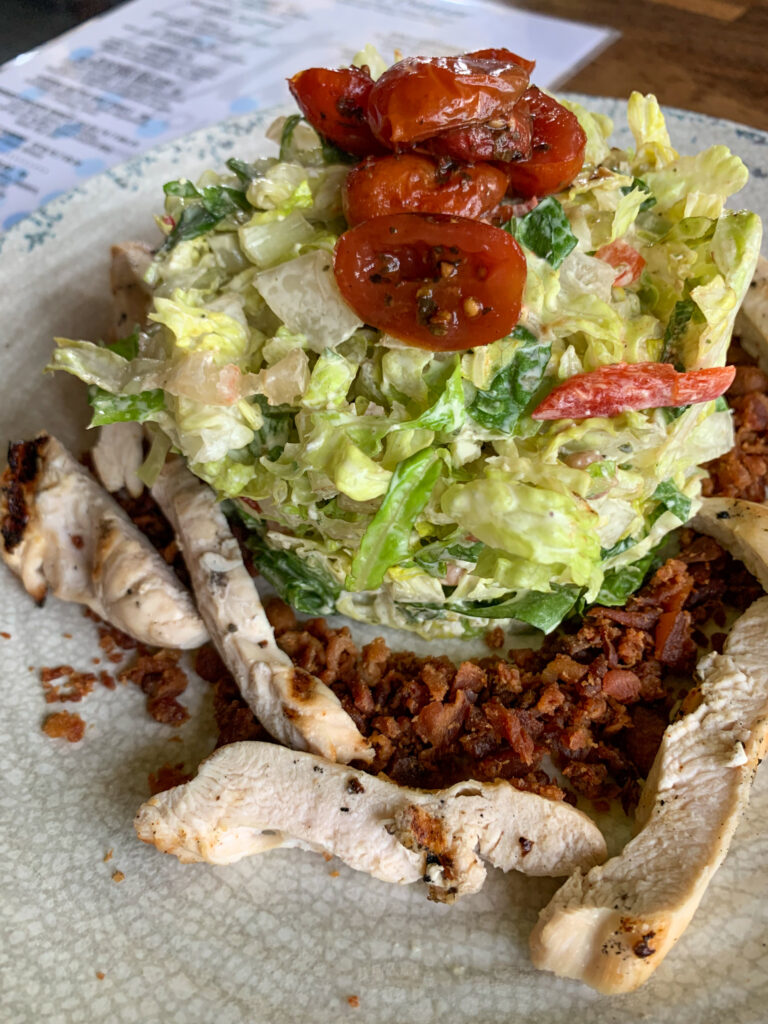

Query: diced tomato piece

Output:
[595, 239, 646, 287]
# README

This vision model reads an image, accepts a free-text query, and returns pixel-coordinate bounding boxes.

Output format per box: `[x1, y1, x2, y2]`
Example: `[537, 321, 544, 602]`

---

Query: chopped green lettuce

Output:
[468, 326, 551, 434]
[46, 82, 761, 638]
[505, 197, 578, 269]
[347, 448, 443, 591]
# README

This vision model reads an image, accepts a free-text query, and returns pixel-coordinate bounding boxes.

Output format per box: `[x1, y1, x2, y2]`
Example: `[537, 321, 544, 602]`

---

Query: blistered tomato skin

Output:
[367, 55, 530, 148]
[464, 48, 536, 75]
[342, 154, 508, 226]
[333, 213, 527, 351]
[288, 67, 388, 157]
[502, 87, 587, 198]
[419, 111, 533, 164]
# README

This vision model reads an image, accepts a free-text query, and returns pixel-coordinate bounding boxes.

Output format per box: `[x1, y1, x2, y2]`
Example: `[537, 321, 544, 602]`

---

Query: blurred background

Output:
[2, 0, 767, 129]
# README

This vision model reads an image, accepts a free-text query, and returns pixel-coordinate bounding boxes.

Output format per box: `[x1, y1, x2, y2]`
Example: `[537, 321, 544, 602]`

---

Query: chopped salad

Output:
[49, 45, 761, 638]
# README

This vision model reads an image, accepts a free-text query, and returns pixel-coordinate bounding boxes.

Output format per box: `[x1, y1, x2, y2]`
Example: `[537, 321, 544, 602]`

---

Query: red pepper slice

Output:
[531, 362, 736, 421]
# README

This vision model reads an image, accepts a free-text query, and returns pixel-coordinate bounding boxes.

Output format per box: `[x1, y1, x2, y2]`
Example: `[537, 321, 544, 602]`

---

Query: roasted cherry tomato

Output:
[531, 362, 736, 421]
[595, 239, 646, 287]
[464, 48, 536, 75]
[288, 66, 387, 157]
[420, 112, 533, 164]
[367, 55, 530, 148]
[342, 154, 508, 226]
[503, 87, 587, 198]
[333, 213, 526, 351]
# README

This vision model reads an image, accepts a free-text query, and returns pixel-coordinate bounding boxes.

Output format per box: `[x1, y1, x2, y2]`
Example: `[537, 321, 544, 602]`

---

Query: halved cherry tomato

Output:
[531, 362, 735, 421]
[288, 66, 387, 157]
[464, 48, 536, 75]
[595, 239, 646, 287]
[342, 154, 508, 226]
[367, 55, 530, 147]
[420, 112, 533, 164]
[503, 87, 587, 198]
[333, 213, 526, 351]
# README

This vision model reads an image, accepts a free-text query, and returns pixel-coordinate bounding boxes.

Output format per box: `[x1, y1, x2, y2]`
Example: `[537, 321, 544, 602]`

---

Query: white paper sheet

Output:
[0, 0, 612, 230]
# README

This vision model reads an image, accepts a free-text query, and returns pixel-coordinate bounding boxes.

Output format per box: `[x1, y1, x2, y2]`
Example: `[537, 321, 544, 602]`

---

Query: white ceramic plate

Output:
[2, 99, 767, 1024]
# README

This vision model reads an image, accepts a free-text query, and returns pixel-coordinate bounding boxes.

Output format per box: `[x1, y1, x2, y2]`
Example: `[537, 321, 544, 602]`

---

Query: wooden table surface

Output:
[510, 0, 768, 131]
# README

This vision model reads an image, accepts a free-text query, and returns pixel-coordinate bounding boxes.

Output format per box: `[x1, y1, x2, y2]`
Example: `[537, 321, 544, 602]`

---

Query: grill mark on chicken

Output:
[1, 435, 208, 648]
[152, 459, 371, 765]
[1, 437, 46, 556]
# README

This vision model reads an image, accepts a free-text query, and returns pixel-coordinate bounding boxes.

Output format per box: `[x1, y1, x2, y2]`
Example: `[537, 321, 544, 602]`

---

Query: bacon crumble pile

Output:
[205, 531, 760, 811]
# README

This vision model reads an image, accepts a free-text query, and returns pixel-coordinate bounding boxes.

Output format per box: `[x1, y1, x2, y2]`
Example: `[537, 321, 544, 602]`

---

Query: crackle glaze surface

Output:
[1, 99, 767, 1024]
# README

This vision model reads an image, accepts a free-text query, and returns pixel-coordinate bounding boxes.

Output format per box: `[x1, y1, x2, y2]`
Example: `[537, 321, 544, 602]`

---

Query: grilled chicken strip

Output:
[151, 459, 372, 765]
[529, 593, 768, 993]
[135, 740, 607, 901]
[110, 241, 153, 339]
[0, 435, 207, 648]
[91, 422, 145, 499]
[692, 496, 768, 591]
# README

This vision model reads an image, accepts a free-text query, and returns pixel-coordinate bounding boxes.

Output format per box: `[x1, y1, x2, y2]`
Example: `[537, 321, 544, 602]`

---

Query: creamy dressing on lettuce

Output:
[49, 85, 762, 638]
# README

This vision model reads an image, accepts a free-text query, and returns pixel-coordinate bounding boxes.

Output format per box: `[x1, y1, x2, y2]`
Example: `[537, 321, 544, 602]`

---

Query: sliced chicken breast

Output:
[135, 740, 606, 901]
[692, 496, 768, 591]
[735, 253, 768, 366]
[0, 434, 207, 649]
[151, 458, 372, 765]
[91, 422, 145, 499]
[529, 593, 768, 993]
[110, 241, 153, 339]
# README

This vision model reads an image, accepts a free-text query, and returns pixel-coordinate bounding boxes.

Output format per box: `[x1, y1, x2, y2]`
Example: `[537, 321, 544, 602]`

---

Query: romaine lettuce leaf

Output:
[244, 529, 340, 614]
[505, 196, 578, 269]
[347, 448, 443, 591]
[468, 326, 550, 434]
[88, 386, 164, 426]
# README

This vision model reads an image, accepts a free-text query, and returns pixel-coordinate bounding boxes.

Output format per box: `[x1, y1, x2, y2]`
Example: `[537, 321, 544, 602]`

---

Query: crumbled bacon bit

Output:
[111, 870, 125, 883]
[96, 971, 105, 980]
[41, 665, 97, 703]
[119, 649, 190, 726]
[347, 996, 360, 1009]
[1, 631, 12, 639]
[484, 626, 505, 650]
[99, 671, 116, 690]
[148, 762, 193, 795]
[42, 710, 85, 742]
[194, 643, 228, 683]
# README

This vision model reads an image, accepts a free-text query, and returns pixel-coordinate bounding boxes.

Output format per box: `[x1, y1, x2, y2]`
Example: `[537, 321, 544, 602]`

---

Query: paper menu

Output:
[0, 0, 613, 230]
